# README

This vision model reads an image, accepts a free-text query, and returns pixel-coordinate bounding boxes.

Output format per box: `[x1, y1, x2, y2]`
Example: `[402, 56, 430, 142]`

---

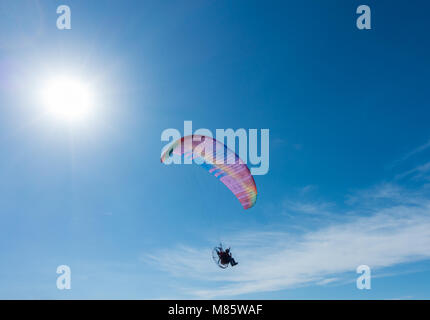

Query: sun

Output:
[40, 76, 95, 122]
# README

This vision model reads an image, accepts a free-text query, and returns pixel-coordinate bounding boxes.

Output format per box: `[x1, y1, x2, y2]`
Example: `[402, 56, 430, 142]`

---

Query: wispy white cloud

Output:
[345, 182, 423, 207]
[146, 138, 430, 298]
[144, 182, 430, 298]
[395, 161, 430, 181]
[299, 185, 318, 195]
[386, 296, 414, 300]
[283, 199, 335, 216]
[392, 139, 430, 167]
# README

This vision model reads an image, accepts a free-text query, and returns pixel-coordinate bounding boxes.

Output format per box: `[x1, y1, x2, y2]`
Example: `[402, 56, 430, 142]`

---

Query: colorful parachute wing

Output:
[161, 135, 257, 209]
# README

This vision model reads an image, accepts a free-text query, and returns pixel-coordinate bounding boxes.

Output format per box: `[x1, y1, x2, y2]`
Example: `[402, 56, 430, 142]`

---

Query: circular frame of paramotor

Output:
[212, 247, 229, 269]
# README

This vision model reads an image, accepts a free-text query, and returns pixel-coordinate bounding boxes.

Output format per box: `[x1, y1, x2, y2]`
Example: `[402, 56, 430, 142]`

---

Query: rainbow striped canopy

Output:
[161, 135, 257, 210]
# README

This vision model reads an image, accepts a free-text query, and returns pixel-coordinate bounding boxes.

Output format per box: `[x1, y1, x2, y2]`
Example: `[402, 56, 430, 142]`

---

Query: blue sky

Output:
[1, 0, 430, 299]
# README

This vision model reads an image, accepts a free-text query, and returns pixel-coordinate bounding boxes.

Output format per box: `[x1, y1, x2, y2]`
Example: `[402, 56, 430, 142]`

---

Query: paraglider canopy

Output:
[161, 135, 257, 209]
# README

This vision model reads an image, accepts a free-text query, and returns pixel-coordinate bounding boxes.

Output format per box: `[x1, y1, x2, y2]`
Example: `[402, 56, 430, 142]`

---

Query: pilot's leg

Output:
[230, 258, 238, 266]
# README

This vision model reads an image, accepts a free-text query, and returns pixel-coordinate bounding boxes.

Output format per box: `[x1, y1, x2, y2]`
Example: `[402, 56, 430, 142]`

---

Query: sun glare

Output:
[40, 76, 95, 122]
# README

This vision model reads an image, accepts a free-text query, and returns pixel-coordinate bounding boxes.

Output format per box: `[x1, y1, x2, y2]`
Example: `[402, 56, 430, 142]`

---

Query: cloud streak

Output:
[145, 182, 430, 298]
[392, 139, 430, 167]
[146, 137, 430, 298]
[395, 161, 430, 181]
